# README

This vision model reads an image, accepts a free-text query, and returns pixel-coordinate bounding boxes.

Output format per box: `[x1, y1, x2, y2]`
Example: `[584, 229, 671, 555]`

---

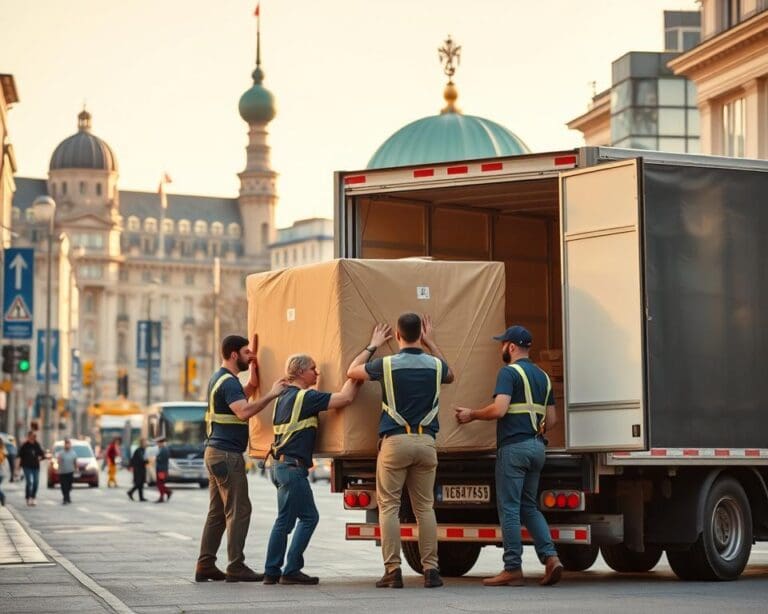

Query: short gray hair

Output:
[285, 354, 314, 380]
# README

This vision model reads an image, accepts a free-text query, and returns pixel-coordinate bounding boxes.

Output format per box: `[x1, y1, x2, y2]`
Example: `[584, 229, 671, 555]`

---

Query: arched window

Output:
[62, 181, 68, 195]
[144, 217, 158, 233]
[228, 223, 241, 238]
[127, 216, 140, 232]
[96, 183, 102, 196]
[161, 219, 174, 234]
[79, 181, 86, 195]
[261, 223, 269, 248]
[194, 220, 208, 236]
[178, 219, 191, 235]
[211, 222, 223, 236]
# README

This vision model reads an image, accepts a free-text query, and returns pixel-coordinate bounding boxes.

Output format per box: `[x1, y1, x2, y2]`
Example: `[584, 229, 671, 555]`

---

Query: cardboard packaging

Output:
[246, 259, 506, 458]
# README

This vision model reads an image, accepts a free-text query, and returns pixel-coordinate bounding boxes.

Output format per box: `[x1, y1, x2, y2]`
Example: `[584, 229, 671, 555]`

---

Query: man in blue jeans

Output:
[17, 430, 45, 506]
[264, 354, 360, 585]
[455, 325, 563, 587]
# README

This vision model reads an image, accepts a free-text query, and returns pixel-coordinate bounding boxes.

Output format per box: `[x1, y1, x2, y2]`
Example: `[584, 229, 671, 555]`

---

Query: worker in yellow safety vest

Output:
[347, 313, 454, 589]
[195, 334, 287, 584]
[263, 354, 361, 585]
[455, 325, 563, 587]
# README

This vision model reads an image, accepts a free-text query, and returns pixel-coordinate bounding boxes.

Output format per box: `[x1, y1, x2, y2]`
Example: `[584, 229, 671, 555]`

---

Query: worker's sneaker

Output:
[483, 569, 525, 587]
[280, 571, 319, 585]
[375, 567, 403, 588]
[539, 556, 563, 586]
[225, 565, 265, 583]
[194, 565, 226, 582]
[263, 574, 280, 585]
[423, 568, 444, 588]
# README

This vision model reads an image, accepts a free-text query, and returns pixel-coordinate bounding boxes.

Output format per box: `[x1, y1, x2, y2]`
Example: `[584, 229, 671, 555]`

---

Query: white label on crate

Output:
[416, 286, 431, 300]
[286, 308, 296, 322]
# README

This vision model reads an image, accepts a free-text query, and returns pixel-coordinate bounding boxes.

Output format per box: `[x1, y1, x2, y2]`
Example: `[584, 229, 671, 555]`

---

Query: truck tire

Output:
[401, 541, 482, 577]
[667, 476, 752, 581]
[556, 544, 599, 571]
[600, 543, 662, 573]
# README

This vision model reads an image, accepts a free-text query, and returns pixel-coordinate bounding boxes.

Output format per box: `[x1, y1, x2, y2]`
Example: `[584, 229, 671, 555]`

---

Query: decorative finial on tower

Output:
[77, 104, 92, 132]
[438, 35, 461, 114]
[251, 3, 264, 85]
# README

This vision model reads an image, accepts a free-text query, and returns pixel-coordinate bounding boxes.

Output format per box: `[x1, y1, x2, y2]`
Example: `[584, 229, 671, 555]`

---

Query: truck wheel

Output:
[556, 544, 599, 571]
[667, 476, 752, 581]
[401, 541, 482, 577]
[601, 543, 662, 572]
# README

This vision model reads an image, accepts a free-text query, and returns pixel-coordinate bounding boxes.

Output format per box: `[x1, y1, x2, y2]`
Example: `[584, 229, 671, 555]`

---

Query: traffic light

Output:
[83, 360, 94, 386]
[1, 345, 13, 373]
[184, 357, 197, 395]
[116, 368, 129, 397]
[16, 345, 30, 373]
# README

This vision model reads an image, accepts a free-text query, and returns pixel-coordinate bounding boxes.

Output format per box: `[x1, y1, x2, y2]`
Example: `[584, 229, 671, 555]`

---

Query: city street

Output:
[1, 464, 767, 613]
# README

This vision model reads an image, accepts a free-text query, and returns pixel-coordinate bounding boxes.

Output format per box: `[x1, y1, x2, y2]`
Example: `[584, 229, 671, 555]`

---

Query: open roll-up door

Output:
[559, 159, 646, 451]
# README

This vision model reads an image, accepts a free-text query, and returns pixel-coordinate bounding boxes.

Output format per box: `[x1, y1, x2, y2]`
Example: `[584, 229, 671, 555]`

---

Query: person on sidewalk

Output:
[0, 438, 7, 506]
[127, 438, 149, 502]
[263, 355, 360, 586]
[196, 334, 287, 584]
[154, 437, 172, 503]
[17, 430, 44, 506]
[455, 325, 563, 587]
[347, 314, 454, 589]
[105, 437, 121, 488]
[57, 438, 78, 505]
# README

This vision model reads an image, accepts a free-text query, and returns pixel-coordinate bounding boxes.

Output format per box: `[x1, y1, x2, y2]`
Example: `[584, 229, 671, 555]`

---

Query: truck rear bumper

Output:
[346, 523, 592, 545]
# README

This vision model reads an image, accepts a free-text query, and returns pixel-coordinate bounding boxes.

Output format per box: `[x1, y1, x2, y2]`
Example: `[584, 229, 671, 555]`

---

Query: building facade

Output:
[0, 74, 18, 251]
[269, 218, 334, 270]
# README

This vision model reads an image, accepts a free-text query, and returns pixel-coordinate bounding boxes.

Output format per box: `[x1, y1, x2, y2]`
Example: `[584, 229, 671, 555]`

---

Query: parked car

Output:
[47, 439, 99, 488]
[0, 432, 17, 480]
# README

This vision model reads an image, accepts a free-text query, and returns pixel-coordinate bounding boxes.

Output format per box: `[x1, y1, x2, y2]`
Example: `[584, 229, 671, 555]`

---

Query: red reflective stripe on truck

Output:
[447, 165, 469, 175]
[413, 168, 435, 178]
[715, 449, 730, 456]
[575, 529, 589, 541]
[651, 449, 667, 456]
[401, 526, 414, 538]
[446, 528, 463, 539]
[481, 162, 503, 172]
[478, 528, 497, 539]
[746, 449, 760, 457]
[347, 526, 361, 537]
[344, 175, 366, 185]
[554, 155, 577, 166]
[683, 449, 699, 456]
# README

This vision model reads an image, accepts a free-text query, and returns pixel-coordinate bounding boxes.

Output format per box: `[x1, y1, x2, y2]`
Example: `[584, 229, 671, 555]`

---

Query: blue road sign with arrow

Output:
[3, 247, 34, 339]
[136, 320, 161, 369]
[36, 329, 60, 384]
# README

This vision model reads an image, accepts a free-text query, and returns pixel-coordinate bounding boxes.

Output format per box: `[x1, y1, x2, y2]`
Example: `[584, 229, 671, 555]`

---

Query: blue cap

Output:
[493, 325, 533, 347]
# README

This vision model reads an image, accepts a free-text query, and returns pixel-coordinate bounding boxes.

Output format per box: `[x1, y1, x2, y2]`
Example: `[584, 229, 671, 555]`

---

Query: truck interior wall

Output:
[643, 163, 768, 448]
[356, 179, 565, 446]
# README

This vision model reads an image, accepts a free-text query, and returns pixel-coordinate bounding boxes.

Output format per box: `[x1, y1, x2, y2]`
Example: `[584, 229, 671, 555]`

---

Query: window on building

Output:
[178, 220, 191, 235]
[117, 332, 127, 363]
[211, 222, 223, 236]
[144, 217, 158, 233]
[62, 181, 67, 196]
[83, 292, 95, 313]
[119, 268, 129, 282]
[184, 297, 193, 317]
[79, 265, 103, 279]
[261, 223, 269, 248]
[70, 232, 105, 250]
[292, 248, 297, 264]
[79, 181, 86, 195]
[194, 220, 208, 236]
[310, 244, 316, 260]
[142, 236, 155, 254]
[228, 223, 241, 238]
[180, 239, 193, 257]
[117, 294, 127, 315]
[162, 219, 174, 234]
[127, 216, 140, 232]
[210, 241, 221, 257]
[185, 272, 195, 285]
[96, 183, 102, 196]
[722, 97, 745, 157]
[83, 324, 95, 352]
[141, 270, 153, 282]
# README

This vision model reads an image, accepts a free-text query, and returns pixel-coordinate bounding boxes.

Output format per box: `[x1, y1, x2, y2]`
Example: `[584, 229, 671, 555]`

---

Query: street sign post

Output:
[3, 247, 34, 339]
[136, 321, 161, 368]
[36, 329, 59, 384]
[70, 348, 82, 395]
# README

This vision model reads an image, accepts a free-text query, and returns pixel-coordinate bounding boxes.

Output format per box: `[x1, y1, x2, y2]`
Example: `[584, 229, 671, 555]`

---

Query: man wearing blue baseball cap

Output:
[455, 325, 563, 587]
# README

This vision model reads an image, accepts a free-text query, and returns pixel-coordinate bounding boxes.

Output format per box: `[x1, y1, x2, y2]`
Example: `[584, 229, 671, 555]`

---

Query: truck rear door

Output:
[559, 159, 646, 451]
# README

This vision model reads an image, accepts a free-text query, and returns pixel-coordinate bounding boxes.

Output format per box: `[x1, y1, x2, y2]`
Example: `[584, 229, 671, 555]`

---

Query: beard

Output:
[502, 350, 511, 363]
[236, 357, 250, 371]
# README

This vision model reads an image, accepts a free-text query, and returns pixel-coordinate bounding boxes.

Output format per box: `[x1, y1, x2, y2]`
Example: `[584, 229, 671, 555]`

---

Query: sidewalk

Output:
[0, 481, 119, 613]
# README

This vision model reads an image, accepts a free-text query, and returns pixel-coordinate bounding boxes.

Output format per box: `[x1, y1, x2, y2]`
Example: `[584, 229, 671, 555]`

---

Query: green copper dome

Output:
[238, 67, 276, 124]
[367, 112, 530, 169]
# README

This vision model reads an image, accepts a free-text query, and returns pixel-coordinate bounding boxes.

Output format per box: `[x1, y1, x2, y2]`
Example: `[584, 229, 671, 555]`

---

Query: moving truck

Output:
[326, 147, 768, 581]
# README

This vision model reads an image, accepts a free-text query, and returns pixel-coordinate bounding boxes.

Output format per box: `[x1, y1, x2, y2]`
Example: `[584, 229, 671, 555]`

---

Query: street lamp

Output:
[145, 278, 161, 408]
[32, 195, 56, 449]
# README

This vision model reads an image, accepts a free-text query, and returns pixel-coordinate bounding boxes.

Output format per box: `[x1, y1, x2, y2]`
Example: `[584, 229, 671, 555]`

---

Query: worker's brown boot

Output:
[540, 556, 563, 586]
[194, 565, 226, 582]
[482, 569, 524, 586]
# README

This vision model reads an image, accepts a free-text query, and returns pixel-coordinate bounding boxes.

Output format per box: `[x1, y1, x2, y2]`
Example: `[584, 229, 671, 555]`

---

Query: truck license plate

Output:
[441, 485, 490, 503]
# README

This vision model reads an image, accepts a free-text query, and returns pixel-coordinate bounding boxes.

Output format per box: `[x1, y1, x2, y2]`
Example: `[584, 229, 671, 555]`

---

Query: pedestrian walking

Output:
[106, 437, 121, 487]
[195, 334, 287, 583]
[17, 430, 45, 506]
[57, 438, 78, 505]
[263, 355, 360, 586]
[0, 438, 7, 506]
[154, 437, 172, 503]
[347, 313, 454, 589]
[127, 438, 149, 502]
[455, 325, 563, 587]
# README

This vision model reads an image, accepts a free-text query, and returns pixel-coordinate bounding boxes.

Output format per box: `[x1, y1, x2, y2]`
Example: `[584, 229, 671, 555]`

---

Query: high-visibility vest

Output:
[206, 372, 248, 437]
[506, 363, 551, 435]
[381, 354, 443, 435]
[271, 389, 319, 455]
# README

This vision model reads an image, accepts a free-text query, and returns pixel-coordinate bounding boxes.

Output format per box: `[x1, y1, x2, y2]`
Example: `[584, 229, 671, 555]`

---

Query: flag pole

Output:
[255, 3, 261, 67]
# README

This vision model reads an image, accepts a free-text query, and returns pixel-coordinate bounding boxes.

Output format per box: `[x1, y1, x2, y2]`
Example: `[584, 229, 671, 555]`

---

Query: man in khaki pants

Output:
[348, 313, 454, 588]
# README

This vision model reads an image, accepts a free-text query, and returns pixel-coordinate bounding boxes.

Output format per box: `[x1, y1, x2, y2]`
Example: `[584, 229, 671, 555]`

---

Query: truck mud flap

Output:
[346, 523, 591, 545]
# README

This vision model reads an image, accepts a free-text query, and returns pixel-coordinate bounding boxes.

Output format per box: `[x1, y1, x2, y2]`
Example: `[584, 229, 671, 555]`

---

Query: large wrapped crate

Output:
[247, 259, 506, 458]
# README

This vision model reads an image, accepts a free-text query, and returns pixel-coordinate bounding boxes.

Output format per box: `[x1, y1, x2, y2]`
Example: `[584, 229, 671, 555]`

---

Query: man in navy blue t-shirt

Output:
[263, 354, 360, 585]
[196, 335, 287, 584]
[455, 325, 563, 587]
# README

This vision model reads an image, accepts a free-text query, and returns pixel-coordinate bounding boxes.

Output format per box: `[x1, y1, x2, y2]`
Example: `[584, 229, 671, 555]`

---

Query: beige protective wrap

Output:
[247, 259, 506, 458]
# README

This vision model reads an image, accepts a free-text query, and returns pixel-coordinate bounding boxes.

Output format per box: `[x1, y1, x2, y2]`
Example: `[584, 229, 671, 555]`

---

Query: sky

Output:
[2, 0, 700, 228]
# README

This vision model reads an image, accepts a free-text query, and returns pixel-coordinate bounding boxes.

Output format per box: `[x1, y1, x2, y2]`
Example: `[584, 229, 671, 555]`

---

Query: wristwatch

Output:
[366, 345, 377, 354]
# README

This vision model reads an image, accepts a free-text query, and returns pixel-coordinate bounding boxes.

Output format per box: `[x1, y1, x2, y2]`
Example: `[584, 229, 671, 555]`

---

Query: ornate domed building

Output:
[368, 36, 530, 169]
[10, 16, 278, 414]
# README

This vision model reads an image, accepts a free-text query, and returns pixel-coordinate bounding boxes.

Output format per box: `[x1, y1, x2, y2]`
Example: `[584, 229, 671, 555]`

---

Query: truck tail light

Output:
[344, 492, 359, 508]
[358, 491, 371, 507]
[343, 489, 376, 510]
[540, 490, 585, 512]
